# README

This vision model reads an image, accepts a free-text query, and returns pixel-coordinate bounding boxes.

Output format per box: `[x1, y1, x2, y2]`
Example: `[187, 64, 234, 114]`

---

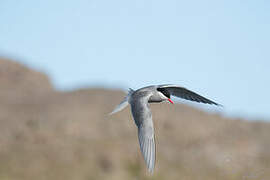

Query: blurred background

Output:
[0, 0, 270, 179]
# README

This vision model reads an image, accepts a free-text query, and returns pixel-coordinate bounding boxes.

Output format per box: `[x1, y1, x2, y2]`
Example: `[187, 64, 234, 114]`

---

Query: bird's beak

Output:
[167, 98, 174, 104]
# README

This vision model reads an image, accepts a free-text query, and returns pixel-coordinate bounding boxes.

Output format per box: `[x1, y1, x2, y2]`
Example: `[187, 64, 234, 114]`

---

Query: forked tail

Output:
[109, 88, 134, 115]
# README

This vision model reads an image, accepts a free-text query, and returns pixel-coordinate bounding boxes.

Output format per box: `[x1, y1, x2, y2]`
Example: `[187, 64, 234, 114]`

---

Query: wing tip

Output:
[216, 103, 223, 107]
[108, 111, 115, 116]
[138, 131, 156, 174]
[147, 167, 155, 174]
[209, 101, 223, 107]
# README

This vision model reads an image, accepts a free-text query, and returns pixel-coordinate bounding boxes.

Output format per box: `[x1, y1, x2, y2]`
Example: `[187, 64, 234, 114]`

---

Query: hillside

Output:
[0, 57, 269, 180]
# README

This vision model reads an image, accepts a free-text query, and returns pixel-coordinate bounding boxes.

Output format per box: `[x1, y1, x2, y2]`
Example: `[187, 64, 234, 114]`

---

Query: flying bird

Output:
[110, 84, 220, 173]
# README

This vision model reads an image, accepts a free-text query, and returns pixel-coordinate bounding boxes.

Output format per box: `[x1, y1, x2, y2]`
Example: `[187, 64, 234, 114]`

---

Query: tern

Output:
[110, 84, 220, 173]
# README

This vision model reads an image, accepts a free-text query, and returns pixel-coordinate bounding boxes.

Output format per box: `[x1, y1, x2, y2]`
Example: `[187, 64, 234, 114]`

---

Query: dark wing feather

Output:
[158, 84, 220, 106]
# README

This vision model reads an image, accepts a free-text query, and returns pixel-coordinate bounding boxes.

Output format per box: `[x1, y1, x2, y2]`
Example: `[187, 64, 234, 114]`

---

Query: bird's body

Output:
[110, 84, 220, 173]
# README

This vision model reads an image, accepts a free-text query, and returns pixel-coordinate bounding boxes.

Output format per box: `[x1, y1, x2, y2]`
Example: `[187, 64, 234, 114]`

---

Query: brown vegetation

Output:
[0, 57, 269, 180]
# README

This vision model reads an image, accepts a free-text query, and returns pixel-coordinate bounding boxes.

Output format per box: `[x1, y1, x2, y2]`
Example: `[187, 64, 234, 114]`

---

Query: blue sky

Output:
[0, 0, 270, 120]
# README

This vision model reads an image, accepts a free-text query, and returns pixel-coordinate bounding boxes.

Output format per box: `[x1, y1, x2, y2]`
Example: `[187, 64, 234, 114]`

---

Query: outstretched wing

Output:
[158, 84, 220, 106]
[138, 123, 155, 173]
[130, 93, 156, 173]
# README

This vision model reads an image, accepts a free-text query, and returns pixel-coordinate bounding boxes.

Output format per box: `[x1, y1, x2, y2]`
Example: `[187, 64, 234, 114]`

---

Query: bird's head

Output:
[157, 88, 174, 104]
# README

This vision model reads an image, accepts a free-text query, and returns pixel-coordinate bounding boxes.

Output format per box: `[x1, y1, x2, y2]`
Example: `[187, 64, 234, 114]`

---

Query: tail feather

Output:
[109, 88, 134, 115]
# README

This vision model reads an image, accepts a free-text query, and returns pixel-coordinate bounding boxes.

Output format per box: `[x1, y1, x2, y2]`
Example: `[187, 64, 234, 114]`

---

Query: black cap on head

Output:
[157, 88, 171, 99]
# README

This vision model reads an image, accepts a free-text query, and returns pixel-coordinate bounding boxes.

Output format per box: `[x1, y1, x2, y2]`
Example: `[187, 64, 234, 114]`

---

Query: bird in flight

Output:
[110, 84, 220, 173]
